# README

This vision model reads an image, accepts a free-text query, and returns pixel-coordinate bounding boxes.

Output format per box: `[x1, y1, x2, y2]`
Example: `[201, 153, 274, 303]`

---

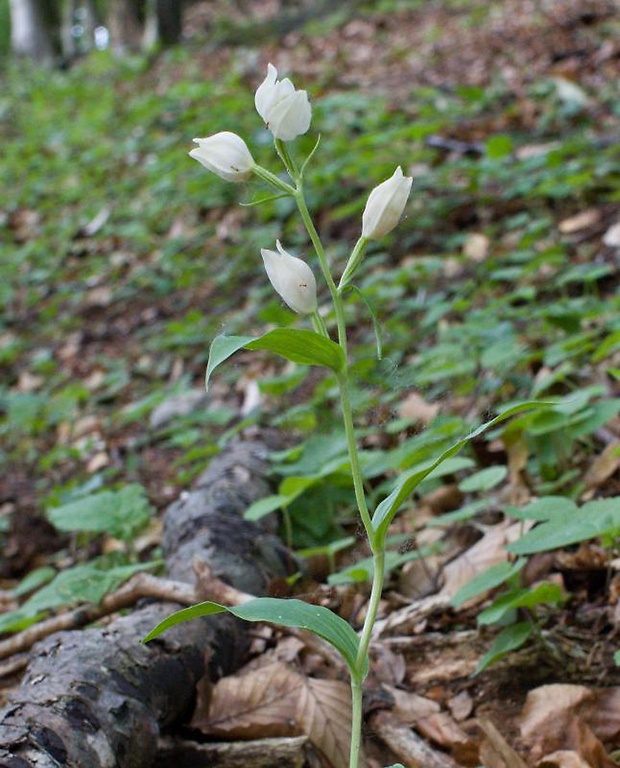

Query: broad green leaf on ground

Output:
[477, 583, 565, 626]
[451, 558, 527, 608]
[505, 496, 578, 522]
[0, 560, 159, 635]
[47, 484, 154, 541]
[459, 465, 507, 493]
[507, 497, 620, 554]
[475, 622, 535, 674]
[206, 329, 345, 388]
[244, 494, 291, 522]
[371, 401, 550, 545]
[143, 597, 365, 677]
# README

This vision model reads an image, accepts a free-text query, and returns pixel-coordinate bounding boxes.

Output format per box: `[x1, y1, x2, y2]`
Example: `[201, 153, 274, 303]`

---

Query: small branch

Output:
[0, 573, 196, 661]
[193, 561, 345, 669]
[0, 653, 29, 680]
[371, 710, 460, 768]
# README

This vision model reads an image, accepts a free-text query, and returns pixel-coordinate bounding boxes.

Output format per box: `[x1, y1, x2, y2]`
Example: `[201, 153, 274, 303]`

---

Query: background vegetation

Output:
[1, 0, 620, 697]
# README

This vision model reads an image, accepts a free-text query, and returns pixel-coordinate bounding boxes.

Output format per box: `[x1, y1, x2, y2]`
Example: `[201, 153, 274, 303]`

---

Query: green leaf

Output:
[47, 484, 154, 541]
[143, 597, 366, 678]
[244, 494, 289, 522]
[205, 330, 345, 389]
[477, 582, 564, 625]
[507, 497, 620, 554]
[451, 558, 526, 608]
[0, 561, 158, 635]
[459, 465, 507, 493]
[12, 566, 56, 597]
[505, 496, 578, 522]
[486, 134, 514, 159]
[345, 285, 383, 360]
[371, 401, 548, 545]
[475, 622, 534, 674]
[247, 329, 345, 371]
[205, 335, 254, 389]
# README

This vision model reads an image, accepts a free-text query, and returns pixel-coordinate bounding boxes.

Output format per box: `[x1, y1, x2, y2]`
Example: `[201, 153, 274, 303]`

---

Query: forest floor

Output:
[2, 0, 620, 766]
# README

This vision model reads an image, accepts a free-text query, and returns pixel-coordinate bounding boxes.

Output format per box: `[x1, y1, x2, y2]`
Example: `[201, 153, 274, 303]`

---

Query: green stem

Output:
[349, 676, 364, 768]
[274, 139, 300, 179]
[356, 549, 385, 668]
[290, 179, 383, 768]
[312, 311, 330, 339]
[294, 188, 348, 351]
[339, 236, 368, 290]
[337, 370, 372, 536]
[252, 164, 296, 195]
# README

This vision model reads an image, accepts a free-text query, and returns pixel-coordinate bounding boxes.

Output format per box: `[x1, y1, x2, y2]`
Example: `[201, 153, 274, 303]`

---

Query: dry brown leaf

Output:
[448, 690, 473, 722]
[478, 717, 529, 768]
[383, 684, 440, 723]
[463, 232, 490, 262]
[558, 208, 600, 234]
[417, 711, 475, 754]
[369, 646, 406, 686]
[503, 431, 532, 506]
[192, 662, 302, 738]
[603, 221, 620, 248]
[582, 442, 620, 495]
[297, 676, 356, 768]
[520, 684, 592, 754]
[440, 520, 532, 601]
[520, 685, 619, 766]
[588, 688, 620, 741]
[398, 391, 440, 424]
[539, 750, 599, 768]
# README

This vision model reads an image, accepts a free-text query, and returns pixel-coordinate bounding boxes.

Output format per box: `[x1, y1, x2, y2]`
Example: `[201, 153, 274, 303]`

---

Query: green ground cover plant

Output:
[1, 3, 620, 763]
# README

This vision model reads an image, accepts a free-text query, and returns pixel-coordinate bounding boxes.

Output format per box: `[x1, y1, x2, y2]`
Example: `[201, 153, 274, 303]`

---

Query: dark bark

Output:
[0, 436, 293, 768]
[155, 0, 183, 46]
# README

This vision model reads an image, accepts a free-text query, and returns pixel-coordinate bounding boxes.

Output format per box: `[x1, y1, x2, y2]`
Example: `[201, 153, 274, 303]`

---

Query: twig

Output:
[478, 716, 529, 768]
[371, 711, 460, 768]
[0, 653, 29, 680]
[0, 572, 196, 661]
[193, 561, 346, 669]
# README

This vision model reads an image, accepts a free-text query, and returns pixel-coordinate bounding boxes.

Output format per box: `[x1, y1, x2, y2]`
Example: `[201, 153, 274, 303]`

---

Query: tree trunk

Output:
[0, 436, 295, 767]
[107, 0, 144, 54]
[9, 0, 61, 64]
[155, 0, 183, 46]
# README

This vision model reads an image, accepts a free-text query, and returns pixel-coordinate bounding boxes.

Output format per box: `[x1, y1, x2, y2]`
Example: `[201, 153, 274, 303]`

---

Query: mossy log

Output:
[0, 437, 293, 767]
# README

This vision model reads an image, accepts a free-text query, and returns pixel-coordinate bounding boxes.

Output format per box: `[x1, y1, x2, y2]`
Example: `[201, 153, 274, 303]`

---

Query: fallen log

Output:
[0, 436, 295, 767]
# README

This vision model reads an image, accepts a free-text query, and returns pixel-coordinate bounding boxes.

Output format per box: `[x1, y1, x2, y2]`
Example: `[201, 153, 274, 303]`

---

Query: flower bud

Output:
[261, 241, 317, 315]
[189, 132, 254, 182]
[361, 166, 413, 240]
[255, 63, 312, 142]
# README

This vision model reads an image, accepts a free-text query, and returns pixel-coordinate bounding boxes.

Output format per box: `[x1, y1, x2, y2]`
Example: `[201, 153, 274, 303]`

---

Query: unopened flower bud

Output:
[261, 241, 317, 315]
[189, 132, 254, 182]
[255, 63, 312, 142]
[361, 166, 412, 240]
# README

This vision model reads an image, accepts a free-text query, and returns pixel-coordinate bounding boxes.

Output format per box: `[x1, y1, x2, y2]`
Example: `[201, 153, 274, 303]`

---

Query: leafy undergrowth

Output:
[1, 0, 620, 765]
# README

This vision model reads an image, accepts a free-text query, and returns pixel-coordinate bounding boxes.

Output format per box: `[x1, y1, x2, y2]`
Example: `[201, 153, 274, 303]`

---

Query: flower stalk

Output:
[188, 63, 412, 768]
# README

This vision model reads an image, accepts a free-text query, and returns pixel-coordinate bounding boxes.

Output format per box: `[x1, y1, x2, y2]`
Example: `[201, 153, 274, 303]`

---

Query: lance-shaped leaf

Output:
[206, 329, 345, 389]
[371, 401, 549, 546]
[143, 596, 366, 679]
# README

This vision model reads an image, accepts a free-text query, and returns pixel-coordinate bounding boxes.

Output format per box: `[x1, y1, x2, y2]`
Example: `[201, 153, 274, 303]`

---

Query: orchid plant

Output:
[145, 64, 540, 768]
